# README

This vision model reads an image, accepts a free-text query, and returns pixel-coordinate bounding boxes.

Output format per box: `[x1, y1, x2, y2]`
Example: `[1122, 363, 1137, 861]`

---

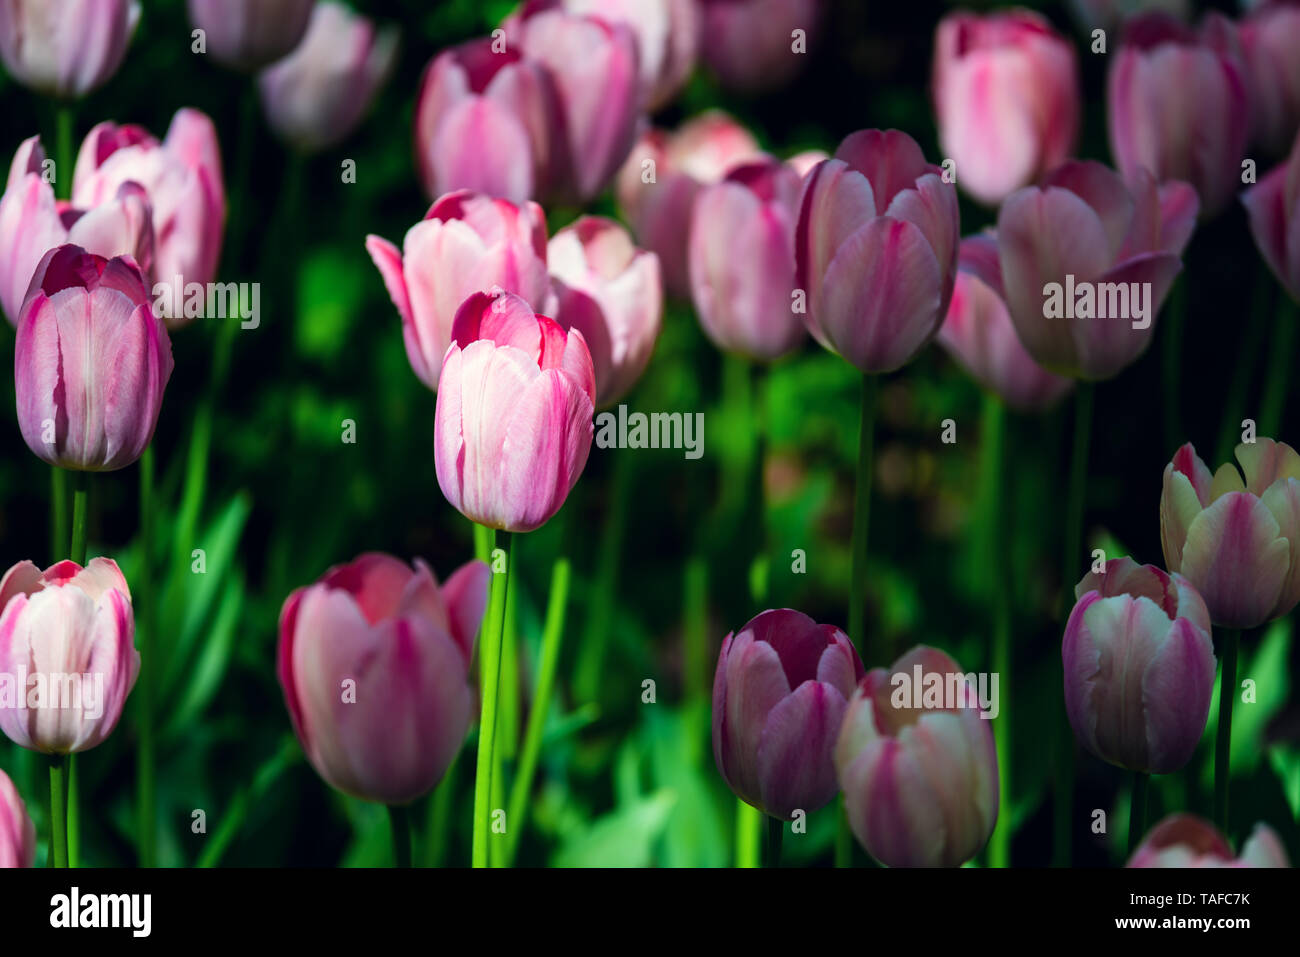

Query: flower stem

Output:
[55, 105, 74, 201]
[1214, 627, 1241, 832]
[70, 471, 88, 567]
[137, 445, 157, 867]
[735, 800, 760, 868]
[1128, 771, 1150, 856]
[848, 374, 879, 655]
[424, 754, 458, 868]
[764, 815, 782, 868]
[51, 468, 67, 563]
[49, 755, 68, 868]
[67, 755, 79, 867]
[472, 529, 512, 868]
[387, 805, 411, 868]
[982, 394, 1012, 868]
[683, 555, 709, 762]
[574, 450, 631, 703]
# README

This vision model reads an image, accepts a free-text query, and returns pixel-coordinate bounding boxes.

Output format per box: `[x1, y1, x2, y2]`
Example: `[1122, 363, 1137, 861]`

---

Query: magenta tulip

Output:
[835, 645, 999, 867]
[698, 0, 822, 92]
[187, 0, 315, 72]
[413, 38, 559, 204]
[548, 216, 661, 407]
[561, 0, 699, 109]
[795, 129, 960, 374]
[278, 554, 490, 805]
[0, 0, 138, 98]
[996, 160, 1197, 380]
[1241, 128, 1300, 302]
[932, 10, 1080, 206]
[689, 157, 806, 360]
[15, 246, 172, 472]
[1160, 439, 1300, 629]
[0, 135, 153, 327]
[435, 290, 595, 533]
[712, 609, 864, 820]
[1107, 12, 1249, 217]
[257, 1, 399, 153]
[1128, 814, 1291, 867]
[1238, 2, 1300, 157]
[0, 768, 35, 868]
[938, 233, 1072, 412]
[366, 190, 553, 391]
[0, 558, 138, 755]
[616, 111, 761, 298]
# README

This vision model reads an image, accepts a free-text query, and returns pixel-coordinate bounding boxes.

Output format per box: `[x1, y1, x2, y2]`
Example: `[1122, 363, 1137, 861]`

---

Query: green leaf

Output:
[551, 791, 678, 868]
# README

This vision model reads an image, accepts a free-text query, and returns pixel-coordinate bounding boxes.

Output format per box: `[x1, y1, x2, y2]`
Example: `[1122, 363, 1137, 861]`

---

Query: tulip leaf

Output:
[551, 790, 678, 868]
[161, 573, 244, 743]
[1267, 746, 1300, 821]
[1201, 619, 1292, 786]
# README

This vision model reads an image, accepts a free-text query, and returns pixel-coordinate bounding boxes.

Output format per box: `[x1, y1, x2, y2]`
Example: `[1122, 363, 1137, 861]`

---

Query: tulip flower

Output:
[698, 0, 822, 92]
[559, 0, 699, 110]
[0, 135, 154, 327]
[435, 290, 595, 533]
[548, 216, 661, 407]
[938, 233, 1072, 412]
[1241, 128, 1300, 303]
[712, 609, 864, 820]
[0, 558, 138, 755]
[1128, 814, 1291, 867]
[795, 129, 960, 375]
[1107, 12, 1249, 217]
[835, 645, 999, 867]
[413, 38, 558, 204]
[932, 10, 1080, 207]
[996, 160, 1198, 380]
[1238, 3, 1300, 157]
[278, 553, 489, 806]
[366, 190, 554, 391]
[0, 768, 35, 868]
[1160, 439, 1300, 629]
[72, 109, 226, 320]
[15, 246, 172, 472]
[616, 111, 762, 298]
[0, 0, 139, 98]
[187, 0, 315, 72]
[257, 1, 399, 153]
[1062, 558, 1215, 774]
[689, 158, 806, 360]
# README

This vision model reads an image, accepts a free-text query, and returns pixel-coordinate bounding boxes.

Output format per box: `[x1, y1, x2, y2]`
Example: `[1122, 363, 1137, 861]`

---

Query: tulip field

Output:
[0, 0, 1299, 892]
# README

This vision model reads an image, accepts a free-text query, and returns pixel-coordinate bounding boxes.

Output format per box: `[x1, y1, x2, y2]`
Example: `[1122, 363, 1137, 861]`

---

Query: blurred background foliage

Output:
[0, 0, 1295, 867]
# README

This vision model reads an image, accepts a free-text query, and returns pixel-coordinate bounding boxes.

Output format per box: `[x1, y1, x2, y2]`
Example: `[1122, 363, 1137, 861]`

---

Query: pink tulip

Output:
[73, 109, 226, 322]
[835, 645, 999, 867]
[0, 135, 154, 327]
[187, 0, 315, 72]
[366, 191, 553, 390]
[932, 10, 1080, 207]
[1241, 128, 1300, 302]
[560, 0, 699, 109]
[1128, 814, 1291, 867]
[1107, 12, 1249, 217]
[698, 0, 822, 92]
[413, 38, 559, 204]
[616, 111, 762, 297]
[15, 246, 172, 472]
[712, 609, 864, 819]
[795, 129, 960, 374]
[689, 157, 806, 360]
[548, 216, 661, 407]
[0, 558, 138, 755]
[938, 233, 1072, 412]
[257, 1, 399, 153]
[278, 554, 490, 805]
[0, 768, 35, 868]
[996, 160, 1197, 380]
[1238, 2, 1300, 156]
[786, 149, 828, 178]
[1160, 439, 1300, 629]
[0, 0, 139, 98]
[435, 290, 595, 533]
[1063, 558, 1214, 774]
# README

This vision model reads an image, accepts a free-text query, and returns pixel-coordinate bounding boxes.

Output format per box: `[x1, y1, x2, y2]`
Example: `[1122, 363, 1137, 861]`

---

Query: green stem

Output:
[735, 799, 760, 868]
[49, 755, 67, 868]
[983, 395, 1012, 868]
[472, 529, 512, 868]
[424, 754, 458, 868]
[764, 815, 782, 868]
[387, 805, 411, 868]
[683, 556, 709, 764]
[1214, 627, 1241, 832]
[51, 468, 67, 564]
[1259, 296, 1298, 437]
[574, 451, 631, 702]
[848, 374, 879, 656]
[55, 105, 74, 201]
[489, 566, 518, 869]
[137, 445, 156, 867]
[1129, 772, 1149, 855]
[749, 362, 769, 605]
[70, 472, 88, 567]
[66, 755, 79, 868]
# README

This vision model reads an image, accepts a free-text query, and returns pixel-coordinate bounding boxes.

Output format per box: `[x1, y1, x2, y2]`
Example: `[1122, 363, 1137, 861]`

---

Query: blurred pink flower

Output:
[698, 0, 822, 92]
[0, 768, 35, 868]
[187, 0, 315, 72]
[1129, 814, 1291, 867]
[0, 0, 139, 97]
[560, 0, 699, 109]
[1238, 1, 1300, 156]
[1241, 128, 1300, 302]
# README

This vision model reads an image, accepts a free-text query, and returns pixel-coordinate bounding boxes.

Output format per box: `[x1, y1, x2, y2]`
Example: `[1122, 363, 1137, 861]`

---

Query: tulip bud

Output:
[560, 0, 699, 110]
[15, 246, 172, 472]
[366, 190, 554, 391]
[548, 216, 661, 407]
[278, 554, 490, 805]
[689, 158, 806, 360]
[932, 10, 1080, 206]
[795, 129, 960, 374]
[0, 768, 35, 868]
[435, 290, 595, 533]
[1238, 3, 1300, 157]
[1241, 128, 1300, 303]
[1063, 558, 1215, 774]
[187, 0, 315, 72]
[0, 0, 139, 98]
[1128, 814, 1291, 867]
[835, 646, 999, 867]
[0, 558, 139, 755]
[712, 609, 864, 819]
[1160, 439, 1300, 629]
[996, 160, 1197, 380]
[698, 0, 822, 92]
[257, 1, 399, 153]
